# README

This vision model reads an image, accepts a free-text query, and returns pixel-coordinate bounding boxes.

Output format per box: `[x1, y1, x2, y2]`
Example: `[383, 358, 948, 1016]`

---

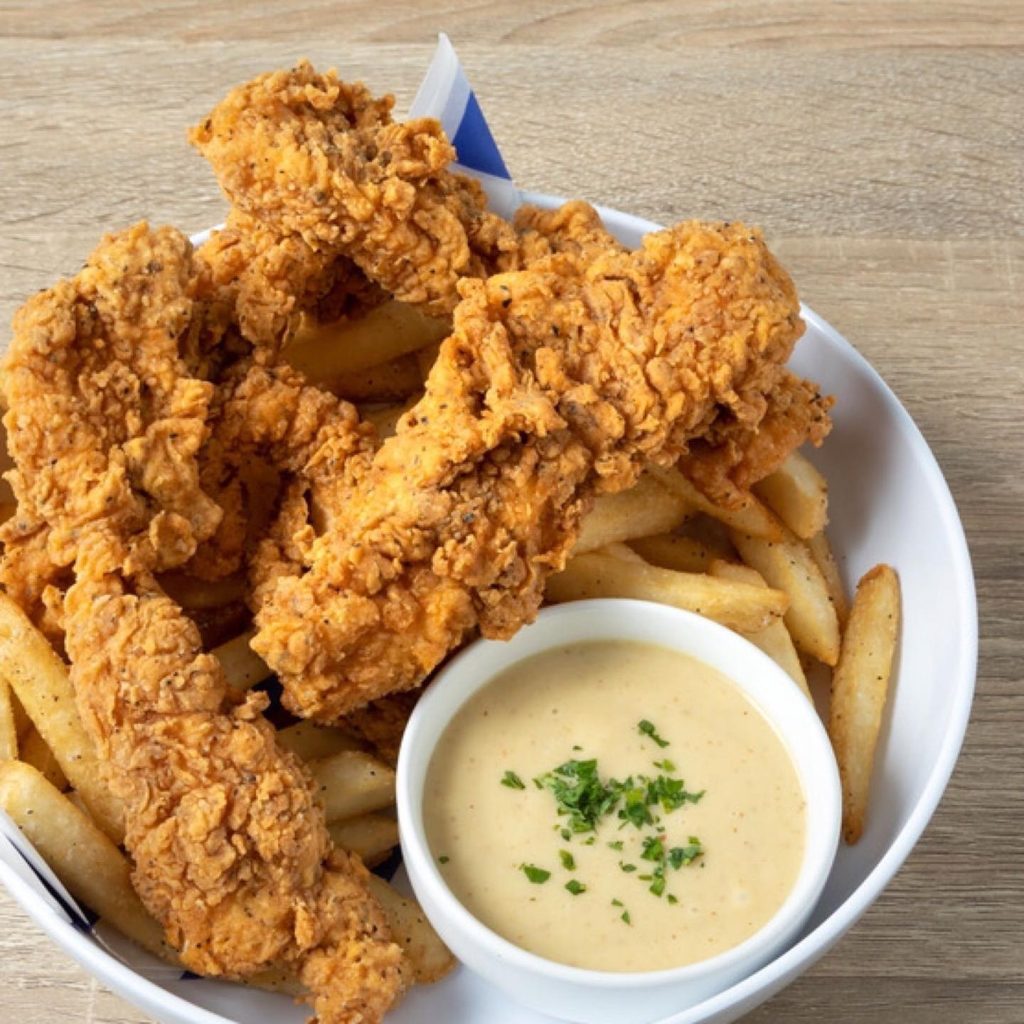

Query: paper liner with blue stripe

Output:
[409, 33, 522, 219]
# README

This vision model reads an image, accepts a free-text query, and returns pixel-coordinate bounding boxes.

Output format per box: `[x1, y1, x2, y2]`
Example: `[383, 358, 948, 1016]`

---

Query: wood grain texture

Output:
[0, 2, 1021, 1021]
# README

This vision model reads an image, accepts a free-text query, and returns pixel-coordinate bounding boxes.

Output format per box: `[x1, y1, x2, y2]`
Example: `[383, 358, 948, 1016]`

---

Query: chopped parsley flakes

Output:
[520, 863, 551, 884]
[638, 719, 670, 748]
[515, 725, 708, 920]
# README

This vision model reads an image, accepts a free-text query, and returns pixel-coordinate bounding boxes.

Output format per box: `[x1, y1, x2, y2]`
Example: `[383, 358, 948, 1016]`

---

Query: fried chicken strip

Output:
[250, 219, 821, 721]
[0, 224, 408, 1022]
[191, 61, 517, 317]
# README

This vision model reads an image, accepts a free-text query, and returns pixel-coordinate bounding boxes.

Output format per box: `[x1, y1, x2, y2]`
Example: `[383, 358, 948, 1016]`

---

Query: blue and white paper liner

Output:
[409, 33, 522, 219]
[0, 35, 517, 999]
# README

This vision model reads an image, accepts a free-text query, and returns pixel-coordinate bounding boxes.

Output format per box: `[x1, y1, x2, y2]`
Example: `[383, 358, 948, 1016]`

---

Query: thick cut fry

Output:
[0, 594, 124, 841]
[574, 474, 689, 554]
[276, 721, 365, 762]
[628, 533, 724, 574]
[286, 299, 451, 378]
[327, 813, 399, 865]
[158, 572, 245, 610]
[212, 629, 271, 690]
[828, 564, 901, 844]
[709, 559, 810, 697]
[366, 876, 455, 984]
[546, 551, 788, 633]
[730, 527, 841, 666]
[414, 341, 442, 382]
[599, 541, 648, 564]
[0, 678, 16, 760]
[753, 451, 829, 540]
[807, 530, 851, 628]
[0, 760, 173, 961]
[18, 725, 69, 790]
[330, 352, 423, 402]
[649, 464, 784, 541]
[308, 750, 396, 823]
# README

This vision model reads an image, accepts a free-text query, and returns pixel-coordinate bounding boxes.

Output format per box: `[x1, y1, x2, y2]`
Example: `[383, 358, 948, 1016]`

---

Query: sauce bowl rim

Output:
[396, 597, 842, 990]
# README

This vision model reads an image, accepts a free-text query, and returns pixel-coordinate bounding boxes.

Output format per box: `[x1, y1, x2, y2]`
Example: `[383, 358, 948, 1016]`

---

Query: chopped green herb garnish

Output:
[438, 855, 449, 864]
[611, 898, 623, 907]
[621, 910, 632, 925]
[501, 770, 526, 790]
[638, 719, 670, 748]
[668, 839, 703, 868]
[641, 834, 665, 862]
[520, 863, 551, 884]
[617, 783, 655, 829]
[652, 758, 676, 772]
[572, 744, 583, 751]
[667, 894, 679, 904]
[607, 840, 624, 851]
[564, 879, 587, 895]
[583, 836, 596, 845]
[560, 827, 572, 841]
[534, 759, 620, 834]
[559, 850, 576, 870]
[619, 861, 637, 873]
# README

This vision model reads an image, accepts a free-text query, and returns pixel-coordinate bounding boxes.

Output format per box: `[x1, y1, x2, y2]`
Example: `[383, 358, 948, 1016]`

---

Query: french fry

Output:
[752, 451, 829, 540]
[328, 813, 400, 866]
[599, 541, 648, 564]
[628, 533, 725, 574]
[546, 550, 788, 633]
[10, 688, 31, 740]
[276, 721, 365, 762]
[828, 564, 901, 844]
[19, 725, 69, 791]
[0, 594, 124, 842]
[709, 560, 810, 698]
[648, 464, 784, 542]
[0, 678, 16, 760]
[574, 474, 689, 554]
[286, 300, 450, 378]
[213, 630, 271, 691]
[366, 876, 455, 984]
[158, 572, 245, 610]
[361, 404, 406, 441]
[0, 760, 173, 962]
[807, 529, 851, 628]
[415, 341, 442, 382]
[330, 353, 424, 402]
[308, 750, 396, 823]
[730, 527, 841, 666]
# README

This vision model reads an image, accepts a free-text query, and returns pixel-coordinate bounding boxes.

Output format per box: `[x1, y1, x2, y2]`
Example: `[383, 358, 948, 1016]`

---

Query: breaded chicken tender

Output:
[190, 61, 517, 317]
[0, 224, 409, 1024]
[249, 219, 813, 721]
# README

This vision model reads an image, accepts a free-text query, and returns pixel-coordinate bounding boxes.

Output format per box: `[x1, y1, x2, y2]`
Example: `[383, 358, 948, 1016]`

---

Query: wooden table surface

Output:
[0, 2, 1021, 1021]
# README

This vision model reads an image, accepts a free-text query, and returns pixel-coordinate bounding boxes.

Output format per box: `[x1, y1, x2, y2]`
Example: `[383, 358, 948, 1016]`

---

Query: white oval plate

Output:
[0, 194, 978, 1024]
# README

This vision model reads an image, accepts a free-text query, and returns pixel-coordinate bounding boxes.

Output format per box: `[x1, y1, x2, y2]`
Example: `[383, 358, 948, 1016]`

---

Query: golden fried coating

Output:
[510, 199, 625, 266]
[0, 224, 409, 1024]
[678, 370, 834, 505]
[249, 218, 815, 722]
[196, 209, 383, 354]
[190, 61, 517, 317]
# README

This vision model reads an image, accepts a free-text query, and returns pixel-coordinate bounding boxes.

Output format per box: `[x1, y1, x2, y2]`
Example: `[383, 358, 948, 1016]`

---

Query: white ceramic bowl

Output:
[396, 600, 841, 1024]
[0, 195, 977, 1024]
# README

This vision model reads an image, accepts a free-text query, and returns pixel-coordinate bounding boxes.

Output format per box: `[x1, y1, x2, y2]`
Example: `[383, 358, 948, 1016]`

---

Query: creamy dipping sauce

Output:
[423, 641, 806, 972]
